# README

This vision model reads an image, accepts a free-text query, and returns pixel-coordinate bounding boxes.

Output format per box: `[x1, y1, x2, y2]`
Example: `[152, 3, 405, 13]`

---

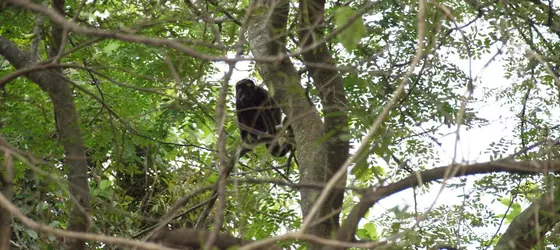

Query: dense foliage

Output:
[1, 0, 560, 249]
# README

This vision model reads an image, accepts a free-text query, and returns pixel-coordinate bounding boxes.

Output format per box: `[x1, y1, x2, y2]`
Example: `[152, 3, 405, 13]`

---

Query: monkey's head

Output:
[235, 79, 257, 105]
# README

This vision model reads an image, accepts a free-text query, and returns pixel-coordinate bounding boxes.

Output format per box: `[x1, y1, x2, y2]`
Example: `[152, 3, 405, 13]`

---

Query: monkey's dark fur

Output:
[235, 79, 292, 157]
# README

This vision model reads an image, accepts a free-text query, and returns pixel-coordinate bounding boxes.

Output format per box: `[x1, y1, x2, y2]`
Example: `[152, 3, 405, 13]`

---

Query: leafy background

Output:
[1, 0, 560, 249]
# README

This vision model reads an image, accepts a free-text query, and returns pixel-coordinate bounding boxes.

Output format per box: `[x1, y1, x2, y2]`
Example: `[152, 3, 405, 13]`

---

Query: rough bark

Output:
[152, 228, 283, 250]
[0, 34, 90, 249]
[297, 0, 349, 239]
[0, 149, 14, 249]
[495, 188, 560, 250]
[245, 0, 331, 248]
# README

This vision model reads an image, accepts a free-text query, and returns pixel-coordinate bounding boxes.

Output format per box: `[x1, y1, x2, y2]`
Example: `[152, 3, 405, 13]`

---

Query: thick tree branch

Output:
[332, 160, 560, 248]
[0, 30, 90, 250]
[245, 1, 329, 249]
[152, 228, 282, 250]
[0, 150, 14, 249]
[297, 0, 348, 242]
[495, 186, 560, 250]
[0, 190, 174, 250]
[47, 1, 90, 248]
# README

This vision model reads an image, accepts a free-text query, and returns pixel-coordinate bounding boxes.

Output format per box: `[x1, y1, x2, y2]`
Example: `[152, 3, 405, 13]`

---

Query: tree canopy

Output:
[1, 0, 560, 249]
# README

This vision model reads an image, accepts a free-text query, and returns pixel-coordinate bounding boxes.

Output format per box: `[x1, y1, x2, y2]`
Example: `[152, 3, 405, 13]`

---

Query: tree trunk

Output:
[297, 0, 349, 238]
[0, 34, 90, 250]
[0, 146, 14, 250]
[246, 1, 348, 249]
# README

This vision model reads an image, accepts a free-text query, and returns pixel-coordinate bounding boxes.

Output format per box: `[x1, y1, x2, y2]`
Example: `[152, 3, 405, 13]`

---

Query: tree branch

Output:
[495, 186, 560, 249]
[297, 0, 349, 242]
[333, 160, 560, 247]
[0, 24, 91, 250]
[246, 1, 329, 249]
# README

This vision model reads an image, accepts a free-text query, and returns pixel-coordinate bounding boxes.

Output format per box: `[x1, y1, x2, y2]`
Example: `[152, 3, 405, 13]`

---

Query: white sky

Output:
[371, 47, 523, 249]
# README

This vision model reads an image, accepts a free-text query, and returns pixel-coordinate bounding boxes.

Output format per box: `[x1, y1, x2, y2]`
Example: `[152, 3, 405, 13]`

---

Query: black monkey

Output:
[235, 79, 292, 157]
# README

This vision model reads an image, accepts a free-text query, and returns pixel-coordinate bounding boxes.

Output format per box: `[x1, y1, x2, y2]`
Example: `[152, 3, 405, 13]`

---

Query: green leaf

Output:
[356, 228, 369, 240]
[103, 42, 120, 56]
[351, 149, 372, 181]
[49, 221, 61, 228]
[25, 228, 38, 239]
[99, 179, 111, 190]
[206, 172, 219, 184]
[334, 7, 366, 51]
[363, 222, 378, 239]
